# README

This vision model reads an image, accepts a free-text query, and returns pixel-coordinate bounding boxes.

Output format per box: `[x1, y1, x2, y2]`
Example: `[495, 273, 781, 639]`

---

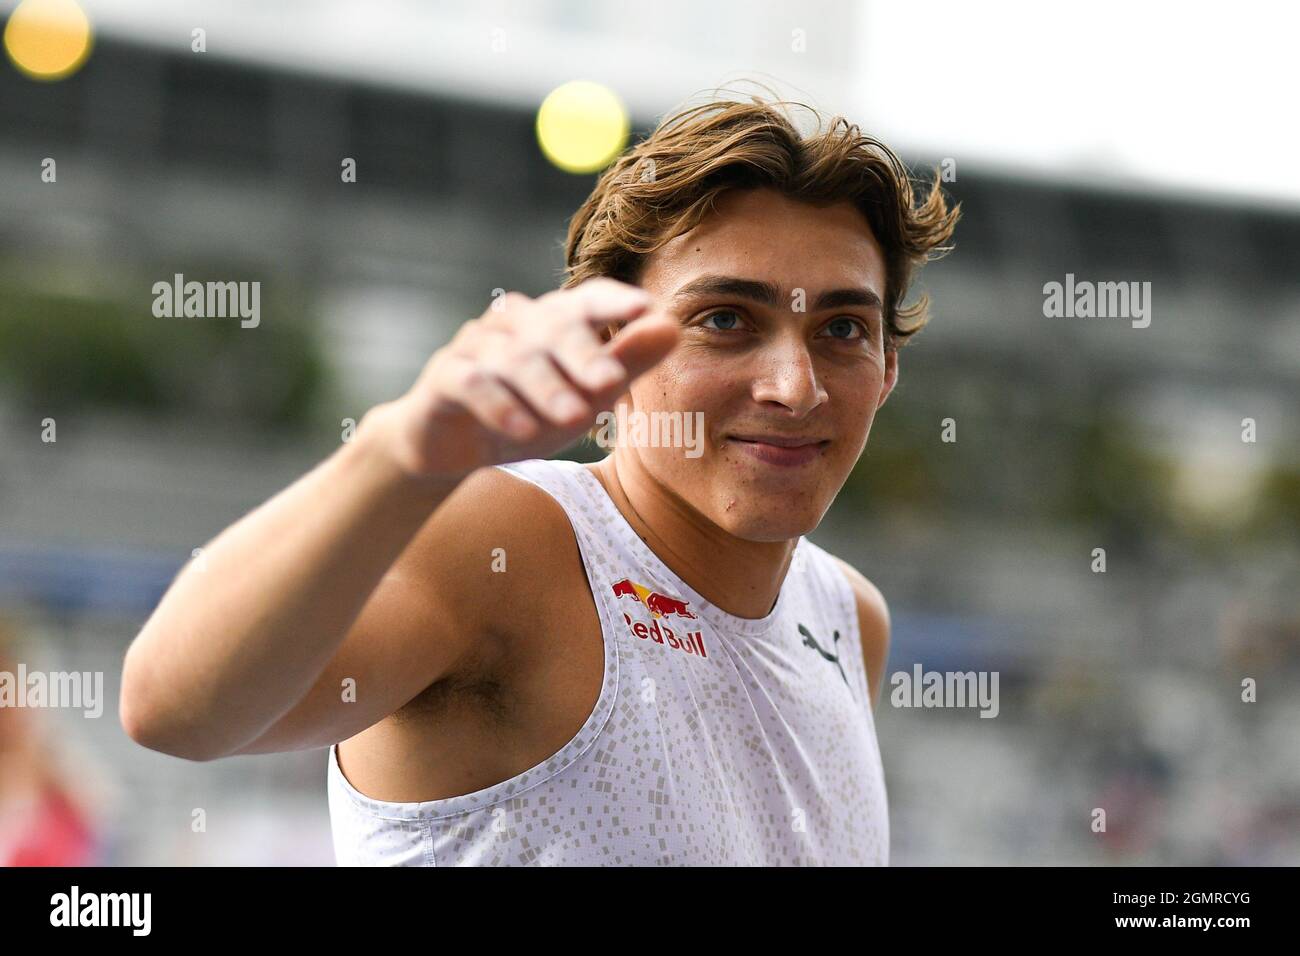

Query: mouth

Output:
[724, 434, 831, 467]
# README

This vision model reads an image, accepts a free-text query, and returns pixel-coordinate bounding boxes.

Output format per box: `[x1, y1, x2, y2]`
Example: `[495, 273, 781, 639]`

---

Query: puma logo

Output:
[797, 623, 847, 686]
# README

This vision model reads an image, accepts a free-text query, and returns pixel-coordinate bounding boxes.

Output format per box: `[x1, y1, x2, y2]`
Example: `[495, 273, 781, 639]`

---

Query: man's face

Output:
[616, 186, 898, 542]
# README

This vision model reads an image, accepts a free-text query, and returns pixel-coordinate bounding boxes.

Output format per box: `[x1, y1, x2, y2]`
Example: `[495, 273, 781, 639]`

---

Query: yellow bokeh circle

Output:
[4, 0, 93, 81]
[536, 81, 629, 174]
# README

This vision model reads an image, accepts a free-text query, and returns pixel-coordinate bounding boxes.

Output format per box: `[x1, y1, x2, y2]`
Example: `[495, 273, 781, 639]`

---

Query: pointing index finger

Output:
[570, 279, 655, 326]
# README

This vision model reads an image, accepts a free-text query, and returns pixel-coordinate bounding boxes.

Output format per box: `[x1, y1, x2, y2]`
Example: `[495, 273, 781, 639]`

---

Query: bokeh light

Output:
[535, 80, 629, 174]
[4, 0, 93, 81]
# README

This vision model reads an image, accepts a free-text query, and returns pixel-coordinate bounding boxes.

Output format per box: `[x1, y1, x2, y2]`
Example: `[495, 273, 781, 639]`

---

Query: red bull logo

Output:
[610, 577, 707, 659]
[610, 578, 698, 619]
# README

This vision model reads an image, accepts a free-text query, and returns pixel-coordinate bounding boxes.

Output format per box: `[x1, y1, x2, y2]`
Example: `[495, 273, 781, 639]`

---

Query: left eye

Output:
[822, 317, 869, 341]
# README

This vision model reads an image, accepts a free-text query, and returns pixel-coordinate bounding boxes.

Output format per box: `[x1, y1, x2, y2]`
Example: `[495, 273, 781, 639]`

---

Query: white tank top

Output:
[327, 457, 889, 865]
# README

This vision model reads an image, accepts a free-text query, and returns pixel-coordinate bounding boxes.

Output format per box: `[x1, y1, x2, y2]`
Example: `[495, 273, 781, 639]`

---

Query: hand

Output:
[376, 277, 680, 481]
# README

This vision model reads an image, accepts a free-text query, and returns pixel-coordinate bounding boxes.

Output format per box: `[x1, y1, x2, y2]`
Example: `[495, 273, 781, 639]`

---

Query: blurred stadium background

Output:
[1, 0, 1297, 865]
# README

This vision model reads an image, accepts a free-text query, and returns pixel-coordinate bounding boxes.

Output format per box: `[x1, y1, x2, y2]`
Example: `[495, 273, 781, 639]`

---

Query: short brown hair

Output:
[564, 89, 959, 352]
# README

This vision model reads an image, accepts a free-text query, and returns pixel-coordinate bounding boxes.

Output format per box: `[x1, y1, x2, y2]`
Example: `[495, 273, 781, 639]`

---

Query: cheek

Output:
[835, 354, 886, 402]
[631, 356, 730, 413]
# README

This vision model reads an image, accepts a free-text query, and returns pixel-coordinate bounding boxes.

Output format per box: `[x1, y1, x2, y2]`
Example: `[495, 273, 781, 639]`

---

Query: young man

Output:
[120, 95, 958, 865]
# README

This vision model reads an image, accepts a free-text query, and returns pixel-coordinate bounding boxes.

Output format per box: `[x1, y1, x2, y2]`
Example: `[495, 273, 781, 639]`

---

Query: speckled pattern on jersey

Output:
[327, 457, 889, 865]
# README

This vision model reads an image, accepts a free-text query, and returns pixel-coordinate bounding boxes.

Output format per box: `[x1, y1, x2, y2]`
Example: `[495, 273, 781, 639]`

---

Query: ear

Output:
[877, 346, 899, 410]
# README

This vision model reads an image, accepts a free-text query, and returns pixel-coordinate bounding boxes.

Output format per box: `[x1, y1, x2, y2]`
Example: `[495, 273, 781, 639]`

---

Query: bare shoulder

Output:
[399, 463, 590, 649]
[394, 461, 603, 741]
[829, 555, 891, 710]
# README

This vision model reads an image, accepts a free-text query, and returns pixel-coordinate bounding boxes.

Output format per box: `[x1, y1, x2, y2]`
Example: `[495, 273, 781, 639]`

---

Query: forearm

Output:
[120, 402, 459, 760]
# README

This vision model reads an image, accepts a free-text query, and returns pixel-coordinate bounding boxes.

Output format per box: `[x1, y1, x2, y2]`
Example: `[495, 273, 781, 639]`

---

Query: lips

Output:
[725, 434, 830, 467]
[727, 434, 829, 448]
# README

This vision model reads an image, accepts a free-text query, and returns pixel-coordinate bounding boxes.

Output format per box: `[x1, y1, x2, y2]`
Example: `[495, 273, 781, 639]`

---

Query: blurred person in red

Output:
[0, 620, 101, 866]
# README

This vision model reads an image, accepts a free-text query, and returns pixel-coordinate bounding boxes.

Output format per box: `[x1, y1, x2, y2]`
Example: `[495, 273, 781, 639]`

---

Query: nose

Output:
[749, 332, 827, 418]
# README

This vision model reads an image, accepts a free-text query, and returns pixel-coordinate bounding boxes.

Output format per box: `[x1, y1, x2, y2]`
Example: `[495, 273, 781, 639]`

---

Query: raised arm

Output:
[119, 279, 678, 760]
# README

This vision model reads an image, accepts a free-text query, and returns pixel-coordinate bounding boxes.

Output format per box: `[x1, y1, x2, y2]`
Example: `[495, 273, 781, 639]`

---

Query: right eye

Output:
[699, 309, 745, 332]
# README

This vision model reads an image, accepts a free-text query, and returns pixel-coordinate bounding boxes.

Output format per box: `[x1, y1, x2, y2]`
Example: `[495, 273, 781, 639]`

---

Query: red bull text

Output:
[611, 578, 707, 659]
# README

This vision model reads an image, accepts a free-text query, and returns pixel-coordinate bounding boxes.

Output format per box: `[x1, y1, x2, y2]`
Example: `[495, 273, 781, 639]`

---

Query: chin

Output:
[713, 503, 821, 542]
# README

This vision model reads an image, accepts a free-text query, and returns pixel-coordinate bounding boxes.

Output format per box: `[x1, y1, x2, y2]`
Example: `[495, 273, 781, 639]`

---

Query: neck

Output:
[590, 451, 797, 620]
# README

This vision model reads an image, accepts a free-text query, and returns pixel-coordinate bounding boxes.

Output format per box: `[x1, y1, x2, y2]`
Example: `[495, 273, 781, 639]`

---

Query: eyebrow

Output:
[671, 274, 883, 312]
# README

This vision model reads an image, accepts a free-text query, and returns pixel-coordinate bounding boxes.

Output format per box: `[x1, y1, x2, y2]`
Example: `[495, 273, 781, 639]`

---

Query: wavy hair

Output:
[563, 88, 959, 352]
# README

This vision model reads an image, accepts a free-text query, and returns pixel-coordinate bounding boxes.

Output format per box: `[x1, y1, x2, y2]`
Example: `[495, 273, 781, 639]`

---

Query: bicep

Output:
[228, 468, 529, 757]
[228, 569, 491, 755]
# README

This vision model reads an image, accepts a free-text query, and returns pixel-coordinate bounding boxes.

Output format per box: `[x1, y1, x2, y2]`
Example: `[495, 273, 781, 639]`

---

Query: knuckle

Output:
[475, 330, 511, 361]
[483, 291, 528, 320]
[513, 342, 552, 366]
[555, 345, 597, 372]
[544, 386, 585, 413]
[529, 297, 569, 326]
[559, 314, 598, 339]
[456, 365, 491, 392]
